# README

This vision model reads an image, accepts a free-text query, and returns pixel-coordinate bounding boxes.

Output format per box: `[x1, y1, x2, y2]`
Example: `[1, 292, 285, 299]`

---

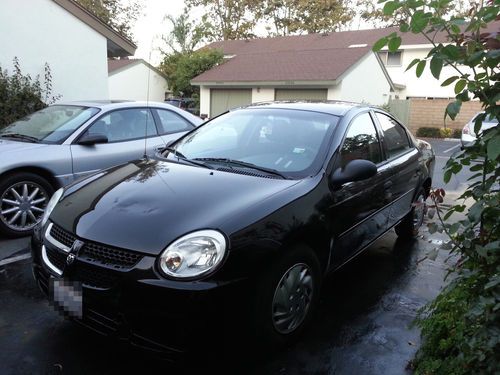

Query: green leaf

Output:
[373, 37, 388, 52]
[383, 1, 400, 15]
[400, 23, 409, 32]
[410, 10, 429, 33]
[450, 24, 460, 34]
[430, 56, 443, 79]
[416, 60, 426, 77]
[454, 79, 466, 94]
[444, 169, 453, 183]
[445, 100, 462, 120]
[441, 76, 459, 86]
[406, 58, 420, 72]
[388, 36, 402, 52]
[487, 134, 500, 160]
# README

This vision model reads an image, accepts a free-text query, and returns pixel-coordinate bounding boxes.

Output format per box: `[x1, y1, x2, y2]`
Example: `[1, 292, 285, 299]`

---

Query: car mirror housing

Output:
[330, 159, 377, 187]
[78, 133, 108, 146]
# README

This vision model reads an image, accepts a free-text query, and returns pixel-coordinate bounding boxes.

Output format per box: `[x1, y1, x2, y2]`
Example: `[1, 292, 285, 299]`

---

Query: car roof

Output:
[240, 100, 369, 116]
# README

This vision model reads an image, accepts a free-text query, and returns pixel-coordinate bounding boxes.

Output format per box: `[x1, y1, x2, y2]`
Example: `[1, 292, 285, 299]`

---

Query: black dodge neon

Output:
[31, 101, 435, 355]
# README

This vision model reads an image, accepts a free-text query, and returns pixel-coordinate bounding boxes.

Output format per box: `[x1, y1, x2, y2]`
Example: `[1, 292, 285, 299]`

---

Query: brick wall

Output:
[407, 98, 482, 133]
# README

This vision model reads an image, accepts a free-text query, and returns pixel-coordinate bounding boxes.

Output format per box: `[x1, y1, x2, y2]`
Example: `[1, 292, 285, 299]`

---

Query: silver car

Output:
[0, 100, 202, 237]
[461, 112, 499, 147]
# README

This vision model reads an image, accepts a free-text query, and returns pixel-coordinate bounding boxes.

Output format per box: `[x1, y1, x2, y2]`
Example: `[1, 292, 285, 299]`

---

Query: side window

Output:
[154, 109, 193, 134]
[375, 113, 411, 159]
[340, 113, 382, 167]
[86, 109, 156, 143]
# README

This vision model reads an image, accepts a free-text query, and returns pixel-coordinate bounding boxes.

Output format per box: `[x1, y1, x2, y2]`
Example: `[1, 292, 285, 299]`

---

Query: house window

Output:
[379, 51, 402, 66]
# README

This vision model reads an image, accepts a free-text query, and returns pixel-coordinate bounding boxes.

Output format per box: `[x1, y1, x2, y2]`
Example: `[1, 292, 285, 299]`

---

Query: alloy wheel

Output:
[0, 181, 48, 232]
[272, 263, 314, 334]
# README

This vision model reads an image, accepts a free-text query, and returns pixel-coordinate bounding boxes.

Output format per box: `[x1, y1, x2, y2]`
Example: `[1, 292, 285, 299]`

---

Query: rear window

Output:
[375, 113, 411, 159]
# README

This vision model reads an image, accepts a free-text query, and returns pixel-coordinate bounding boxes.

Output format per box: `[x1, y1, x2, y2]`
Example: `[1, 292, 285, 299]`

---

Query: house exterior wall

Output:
[252, 88, 275, 103]
[339, 52, 392, 105]
[0, 0, 109, 101]
[199, 86, 211, 117]
[109, 63, 168, 102]
[385, 45, 474, 99]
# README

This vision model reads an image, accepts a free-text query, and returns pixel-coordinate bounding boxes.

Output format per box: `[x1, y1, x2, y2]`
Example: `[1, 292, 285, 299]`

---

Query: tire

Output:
[252, 245, 321, 349]
[395, 188, 426, 240]
[0, 172, 54, 238]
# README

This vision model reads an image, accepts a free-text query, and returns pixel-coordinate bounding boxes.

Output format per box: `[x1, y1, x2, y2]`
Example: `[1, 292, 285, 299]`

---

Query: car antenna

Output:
[143, 44, 153, 160]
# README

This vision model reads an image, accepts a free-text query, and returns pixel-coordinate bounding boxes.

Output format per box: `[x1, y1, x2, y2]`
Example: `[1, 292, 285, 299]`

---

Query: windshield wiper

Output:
[162, 147, 213, 169]
[0, 133, 40, 143]
[192, 158, 288, 179]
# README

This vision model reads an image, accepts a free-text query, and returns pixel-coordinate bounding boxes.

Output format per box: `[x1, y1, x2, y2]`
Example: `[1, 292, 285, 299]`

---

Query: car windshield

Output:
[0, 105, 100, 143]
[169, 108, 338, 179]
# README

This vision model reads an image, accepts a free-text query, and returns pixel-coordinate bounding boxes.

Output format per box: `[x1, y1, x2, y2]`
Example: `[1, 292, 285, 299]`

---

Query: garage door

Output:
[275, 89, 328, 101]
[210, 89, 252, 117]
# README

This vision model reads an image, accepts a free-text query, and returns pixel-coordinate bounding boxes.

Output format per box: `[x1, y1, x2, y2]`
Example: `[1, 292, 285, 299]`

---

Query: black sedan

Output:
[31, 102, 435, 356]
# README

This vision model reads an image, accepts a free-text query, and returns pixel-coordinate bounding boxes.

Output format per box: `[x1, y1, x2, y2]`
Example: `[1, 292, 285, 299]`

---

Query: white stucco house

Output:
[192, 33, 400, 118]
[0, 0, 136, 101]
[108, 59, 169, 102]
[191, 21, 498, 118]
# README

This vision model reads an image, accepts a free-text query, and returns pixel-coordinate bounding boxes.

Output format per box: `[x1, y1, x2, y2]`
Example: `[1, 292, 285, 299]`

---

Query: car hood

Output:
[50, 159, 303, 255]
[0, 138, 48, 154]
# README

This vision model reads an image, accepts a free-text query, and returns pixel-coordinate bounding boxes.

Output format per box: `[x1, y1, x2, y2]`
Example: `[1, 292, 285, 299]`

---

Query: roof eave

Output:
[191, 80, 339, 87]
[52, 0, 137, 57]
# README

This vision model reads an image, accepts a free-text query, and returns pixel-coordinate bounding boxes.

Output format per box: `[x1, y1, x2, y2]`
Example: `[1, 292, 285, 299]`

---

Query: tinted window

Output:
[376, 113, 411, 158]
[340, 113, 382, 167]
[85, 108, 156, 143]
[155, 109, 193, 134]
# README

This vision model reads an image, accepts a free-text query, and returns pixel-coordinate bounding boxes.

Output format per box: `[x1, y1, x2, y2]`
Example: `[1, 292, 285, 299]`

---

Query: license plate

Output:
[49, 278, 83, 319]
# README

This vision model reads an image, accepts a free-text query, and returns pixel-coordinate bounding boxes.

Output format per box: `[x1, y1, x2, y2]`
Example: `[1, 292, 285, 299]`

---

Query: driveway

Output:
[0, 139, 465, 374]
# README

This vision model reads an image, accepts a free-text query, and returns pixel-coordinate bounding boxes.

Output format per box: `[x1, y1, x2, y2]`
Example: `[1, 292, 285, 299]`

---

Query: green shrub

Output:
[439, 128, 453, 138]
[0, 57, 59, 129]
[452, 128, 462, 138]
[416, 127, 442, 138]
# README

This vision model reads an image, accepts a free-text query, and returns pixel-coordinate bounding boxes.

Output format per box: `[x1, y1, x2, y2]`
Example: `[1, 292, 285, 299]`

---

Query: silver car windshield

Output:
[171, 108, 338, 178]
[0, 105, 100, 143]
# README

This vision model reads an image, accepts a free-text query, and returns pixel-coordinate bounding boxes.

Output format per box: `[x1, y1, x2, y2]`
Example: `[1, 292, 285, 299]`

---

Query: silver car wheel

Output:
[0, 181, 48, 231]
[272, 263, 314, 334]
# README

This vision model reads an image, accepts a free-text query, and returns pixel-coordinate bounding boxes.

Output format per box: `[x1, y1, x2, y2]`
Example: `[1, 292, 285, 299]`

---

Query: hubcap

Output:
[413, 194, 426, 229]
[0, 181, 48, 232]
[272, 263, 314, 334]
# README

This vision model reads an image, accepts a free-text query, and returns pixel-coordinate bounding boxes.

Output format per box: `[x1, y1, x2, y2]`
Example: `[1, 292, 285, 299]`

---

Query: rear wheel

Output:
[395, 188, 426, 239]
[0, 173, 54, 237]
[253, 245, 321, 349]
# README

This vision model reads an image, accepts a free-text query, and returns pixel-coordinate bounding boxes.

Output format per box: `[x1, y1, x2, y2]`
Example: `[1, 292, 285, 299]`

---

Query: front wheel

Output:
[253, 245, 321, 348]
[395, 188, 426, 239]
[0, 173, 54, 237]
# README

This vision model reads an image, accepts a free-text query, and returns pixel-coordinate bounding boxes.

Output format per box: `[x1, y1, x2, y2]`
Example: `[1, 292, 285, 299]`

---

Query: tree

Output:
[258, 0, 355, 36]
[159, 49, 224, 98]
[185, 0, 260, 40]
[75, 0, 142, 41]
[160, 9, 206, 54]
[374, 1, 499, 373]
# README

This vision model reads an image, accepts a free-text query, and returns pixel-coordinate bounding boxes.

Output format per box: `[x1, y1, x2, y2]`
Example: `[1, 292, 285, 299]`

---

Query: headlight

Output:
[158, 230, 227, 279]
[41, 188, 64, 227]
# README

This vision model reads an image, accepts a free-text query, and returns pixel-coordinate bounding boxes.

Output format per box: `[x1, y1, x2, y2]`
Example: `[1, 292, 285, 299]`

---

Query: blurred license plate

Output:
[49, 278, 83, 318]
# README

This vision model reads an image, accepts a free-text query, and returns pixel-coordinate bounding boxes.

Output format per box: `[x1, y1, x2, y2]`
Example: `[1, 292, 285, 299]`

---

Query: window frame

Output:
[372, 110, 414, 161]
[151, 108, 195, 135]
[378, 50, 403, 67]
[73, 107, 160, 145]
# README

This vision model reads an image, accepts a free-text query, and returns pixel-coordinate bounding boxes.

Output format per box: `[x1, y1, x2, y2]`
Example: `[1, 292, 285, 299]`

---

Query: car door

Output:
[328, 112, 392, 269]
[152, 108, 196, 145]
[70, 108, 165, 179]
[373, 111, 421, 228]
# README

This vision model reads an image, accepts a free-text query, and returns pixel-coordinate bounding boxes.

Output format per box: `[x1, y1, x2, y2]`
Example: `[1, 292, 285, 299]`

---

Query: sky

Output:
[131, 0, 191, 65]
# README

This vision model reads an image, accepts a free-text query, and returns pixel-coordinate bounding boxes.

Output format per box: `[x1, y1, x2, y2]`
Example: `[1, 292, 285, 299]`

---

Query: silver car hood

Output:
[0, 139, 49, 153]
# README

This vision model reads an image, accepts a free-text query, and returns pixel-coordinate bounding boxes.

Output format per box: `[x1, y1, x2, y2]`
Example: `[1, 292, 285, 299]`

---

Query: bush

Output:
[439, 128, 453, 138]
[416, 127, 442, 138]
[0, 57, 59, 129]
[452, 128, 462, 138]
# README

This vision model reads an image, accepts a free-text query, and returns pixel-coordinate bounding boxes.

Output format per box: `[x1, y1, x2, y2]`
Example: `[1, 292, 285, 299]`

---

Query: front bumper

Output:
[31, 223, 247, 358]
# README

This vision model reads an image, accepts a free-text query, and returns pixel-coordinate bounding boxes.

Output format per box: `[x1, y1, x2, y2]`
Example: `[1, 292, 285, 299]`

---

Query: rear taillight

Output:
[463, 124, 470, 134]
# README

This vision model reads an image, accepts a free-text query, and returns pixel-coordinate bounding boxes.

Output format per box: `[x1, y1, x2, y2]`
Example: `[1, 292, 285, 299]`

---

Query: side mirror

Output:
[78, 133, 108, 146]
[330, 159, 377, 186]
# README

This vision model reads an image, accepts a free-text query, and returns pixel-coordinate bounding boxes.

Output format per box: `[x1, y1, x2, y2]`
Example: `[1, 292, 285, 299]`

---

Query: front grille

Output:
[46, 246, 67, 271]
[74, 262, 120, 289]
[50, 224, 143, 269]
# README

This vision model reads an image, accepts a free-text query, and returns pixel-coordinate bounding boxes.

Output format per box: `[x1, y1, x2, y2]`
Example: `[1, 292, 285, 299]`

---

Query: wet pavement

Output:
[0, 139, 464, 374]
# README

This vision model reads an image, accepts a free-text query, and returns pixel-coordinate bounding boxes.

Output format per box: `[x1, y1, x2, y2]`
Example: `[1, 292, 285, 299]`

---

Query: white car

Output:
[461, 112, 498, 147]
